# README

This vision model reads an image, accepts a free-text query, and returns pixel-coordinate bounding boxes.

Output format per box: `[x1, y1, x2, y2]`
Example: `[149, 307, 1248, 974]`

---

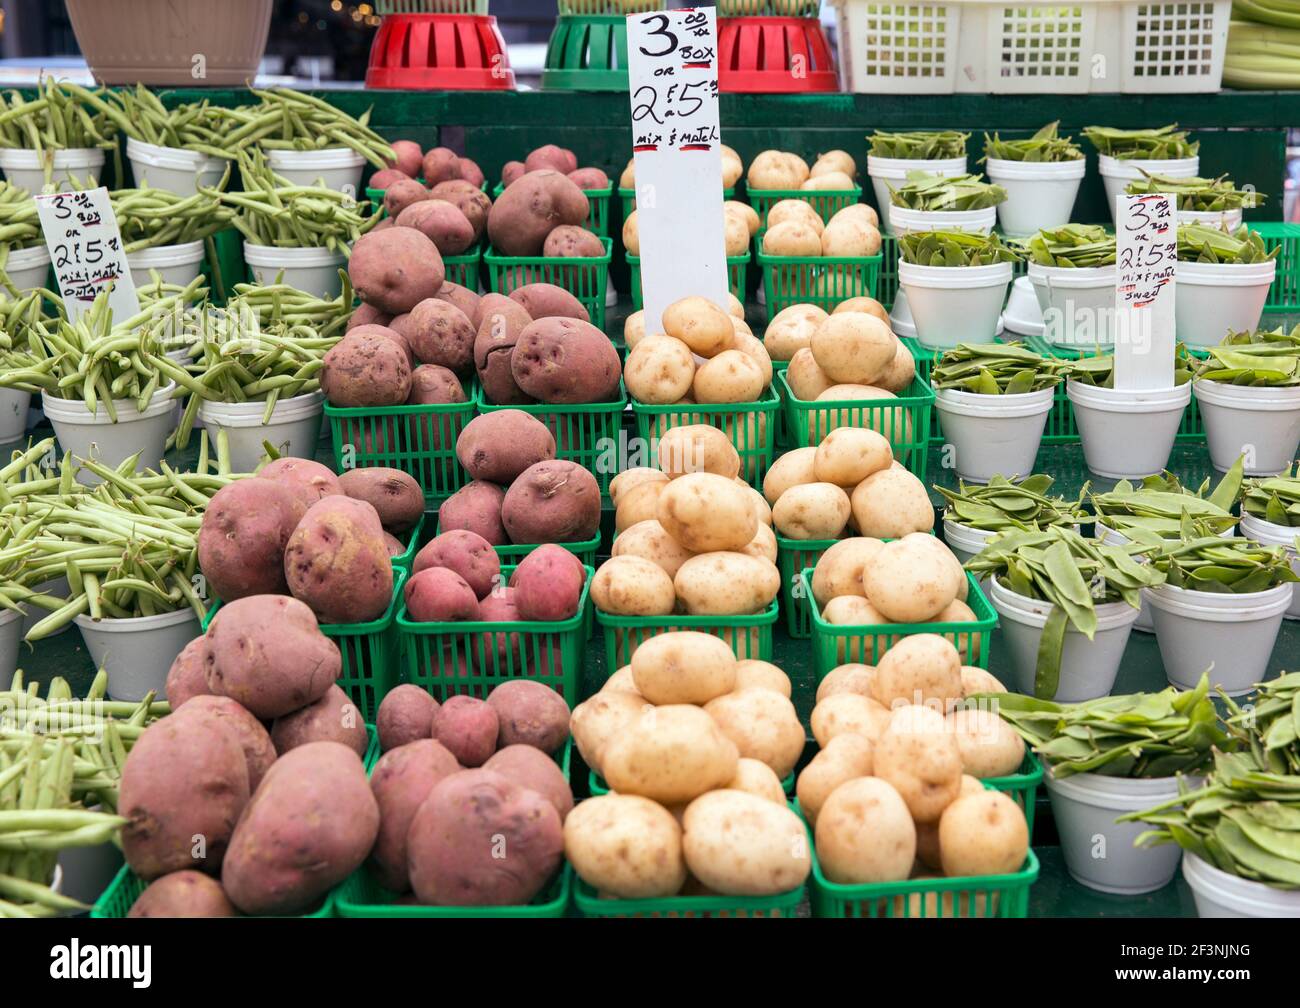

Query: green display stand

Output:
[542, 14, 630, 91]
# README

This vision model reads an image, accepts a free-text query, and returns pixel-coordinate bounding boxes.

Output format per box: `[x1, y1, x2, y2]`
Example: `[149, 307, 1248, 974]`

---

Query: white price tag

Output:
[35, 187, 140, 323]
[626, 7, 729, 334]
[1114, 193, 1176, 391]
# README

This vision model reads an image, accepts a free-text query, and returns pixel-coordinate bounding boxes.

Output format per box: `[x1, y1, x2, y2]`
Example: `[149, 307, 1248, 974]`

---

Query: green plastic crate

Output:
[390, 512, 426, 572]
[596, 599, 779, 669]
[618, 186, 736, 222]
[494, 181, 613, 237]
[776, 534, 834, 639]
[324, 392, 475, 505]
[92, 864, 336, 918]
[475, 383, 628, 496]
[983, 751, 1044, 840]
[572, 874, 803, 918]
[626, 251, 750, 311]
[1255, 221, 1300, 309]
[485, 237, 612, 329]
[777, 371, 934, 479]
[772, 359, 794, 449]
[802, 569, 996, 678]
[878, 233, 1028, 311]
[398, 564, 592, 707]
[441, 243, 483, 292]
[631, 384, 781, 485]
[335, 863, 572, 918]
[589, 766, 794, 797]
[757, 249, 883, 318]
[748, 187, 863, 226]
[431, 519, 602, 570]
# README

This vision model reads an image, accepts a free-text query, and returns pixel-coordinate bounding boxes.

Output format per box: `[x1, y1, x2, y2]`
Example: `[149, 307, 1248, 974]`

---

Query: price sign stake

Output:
[35, 187, 140, 323]
[1114, 192, 1176, 391]
[626, 6, 729, 335]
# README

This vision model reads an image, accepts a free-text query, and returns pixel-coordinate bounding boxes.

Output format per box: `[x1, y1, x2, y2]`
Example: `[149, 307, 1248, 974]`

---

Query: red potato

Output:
[270, 683, 368, 757]
[222, 742, 378, 916]
[320, 329, 413, 408]
[376, 684, 439, 752]
[129, 871, 238, 918]
[478, 588, 526, 670]
[338, 468, 424, 534]
[368, 167, 410, 190]
[384, 531, 404, 557]
[510, 544, 586, 622]
[525, 145, 578, 175]
[428, 180, 491, 240]
[413, 529, 501, 601]
[404, 297, 476, 373]
[394, 200, 475, 256]
[436, 480, 508, 546]
[455, 409, 556, 485]
[433, 695, 499, 767]
[197, 478, 303, 601]
[511, 316, 621, 404]
[258, 458, 342, 504]
[421, 147, 462, 186]
[349, 228, 445, 316]
[385, 140, 424, 179]
[204, 594, 340, 719]
[348, 302, 394, 331]
[181, 695, 277, 793]
[542, 224, 604, 259]
[567, 167, 610, 190]
[404, 566, 481, 623]
[284, 496, 395, 624]
[508, 282, 589, 323]
[501, 160, 525, 187]
[408, 364, 468, 452]
[486, 170, 589, 256]
[383, 177, 431, 219]
[473, 293, 534, 405]
[457, 157, 485, 188]
[486, 678, 571, 753]
[434, 280, 481, 324]
[501, 460, 601, 545]
[348, 321, 415, 369]
[165, 635, 210, 709]
[483, 744, 573, 820]
[369, 738, 462, 892]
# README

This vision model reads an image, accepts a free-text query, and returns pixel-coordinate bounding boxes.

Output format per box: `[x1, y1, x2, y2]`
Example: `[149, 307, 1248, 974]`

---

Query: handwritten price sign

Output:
[34, 187, 139, 323]
[626, 7, 729, 334]
[1114, 192, 1176, 390]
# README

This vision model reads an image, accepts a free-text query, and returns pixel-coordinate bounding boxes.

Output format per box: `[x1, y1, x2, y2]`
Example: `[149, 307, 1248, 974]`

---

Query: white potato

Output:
[630, 630, 737, 705]
[603, 704, 740, 804]
[810, 537, 884, 607]
[674, 552, 780, 616]
[772, 482, 852, 540]
[565, 795, 686, 899]
[815, 777, 915, 884]
[590, 555, 676, 615]
[704, 687, 805, 778]
[682, 791, 810, 896]
[657, 472, 757, 553]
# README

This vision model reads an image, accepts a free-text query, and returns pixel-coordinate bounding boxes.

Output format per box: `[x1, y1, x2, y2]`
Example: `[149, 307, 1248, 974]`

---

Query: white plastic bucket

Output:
[991, 579, 1139, 702]
[933, 385, 1053, 484]
[1194, 379, 1300, 476]
[0, 388, 31, 442]
[266, 147, 365, 196]
[888, 286, 916, 339]
[1175, 259, 1275, 349]
[1046, 770, 1187, 895]
[899, 260, 1012, 351]
[1183, 852, 1300, 918]
[0, 147, 104, 193]
[126, 240, 206, 290]
[1001, 275, 1045, 339]
[888, 204, 996, 237]
[1097, 155, 1200, 223]
[243, 242, 346, 299]
[41, 382, 177, 485]
[1178, 207, 1243, 232]
[1028, 262, 1117, 350]
[942, 518, 1002, 567]
[984, 157, 1086, 237]
[56, 803, 124, 905]
[20, 575, 70, 639]
[197, 391, 324, 473]
[4, 244, 51, 292]
[866, 155, 967, 235]
[0, 606, 21, 691]
[1240, 512, 1300, 620]
[125, 137, 226, 198]
[1066, 380, 1191, 480]
[74, 607, 200, 702]
[1147, 580, 1292, 696]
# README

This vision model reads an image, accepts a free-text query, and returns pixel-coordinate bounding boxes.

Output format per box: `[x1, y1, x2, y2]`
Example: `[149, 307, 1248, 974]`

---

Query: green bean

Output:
[931, 342, 1067, 395]
[1082, 124, 1198, 160]
[890, 172, 1007, 212]
[982, 121, 1083, 164]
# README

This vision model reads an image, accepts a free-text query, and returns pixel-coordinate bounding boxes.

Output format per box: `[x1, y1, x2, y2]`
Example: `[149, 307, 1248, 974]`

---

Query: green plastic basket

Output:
[493, 181, 614, 237]
[802, 569, 997, 678]
[626, 251, 750, 311]
[336, 862, 572, 917]
[983, 751, 1044, 840]
[431, 517, 602, 570]
[201, 573, 406, 723]
[474, 383, 627, 496]
[809, 844, 1039, 918]
[91, 864, 336, 918]
[390, 512, 426, 571]
[631, 384, 780, 485]
[776, 535, 834, 638]
[618, 186, 736, 221]
[441, 244, 483, 291]
[572, 874, 803, 918]
[596, 599, 779, 669]
[757, 248, 883, 318]
[777, 371, 934, 479]
[748, 187, 863, 226]
[398, 564, 592, 707]
[588, 766, 794, 797]
[485, 237, 612, 329]
[1254, 221, 1300, 309]
[324, 391, 475, 505]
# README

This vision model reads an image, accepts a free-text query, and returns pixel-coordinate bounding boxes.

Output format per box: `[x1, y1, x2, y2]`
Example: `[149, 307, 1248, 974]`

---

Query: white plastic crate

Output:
[1114, 1, 1230, 93]
[833, 1, 966, 95]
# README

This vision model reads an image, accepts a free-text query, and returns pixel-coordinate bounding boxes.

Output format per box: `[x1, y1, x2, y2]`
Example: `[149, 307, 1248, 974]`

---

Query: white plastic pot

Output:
[127, 240, 206, 290]
[0, 147, 105, 193]
[1066, 380, 1191, 480]
[1046, 770, 1188, 895]
[1028, 262, 1117, 351]
[125, 137, 226, 197]
[41, 382, 177, 485]
[56, 804, 124, 906]
[1183, 852, 1300, 918]
[984, 157, 1086, 237]
[1178, 207, 1243, 232]
[942, 519, 1002, 567]
[267, 147, 365, 196]
[1147, 580, 1291, 696]
[0, 606, 21, 691]
[899, 260, 1012, 351]
[888, 204, 996, 237]
[991, 579, 1139, 702]
[197, 391, 324, 473]
[74, 607, 200, 702]
[866, 154, 967, 235]
[243, 242, 346, 299]
[888, 286, 916, 339]
[0, 388, 31, 442]
[3, 244, 51, 292]
[1194, 379, 1300, 476]
[1240, 512, 1300, 621]
[21, 575, 70, 638]
[1097, 155, 1200, 224]
[1001, 275, 1045, 339]
[933, 385, 1053, 484]
[1175, 259, 1275, 349]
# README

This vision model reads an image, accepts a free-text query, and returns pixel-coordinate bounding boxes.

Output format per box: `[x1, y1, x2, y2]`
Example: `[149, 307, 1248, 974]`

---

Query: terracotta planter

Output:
[67, 0, 272, 86]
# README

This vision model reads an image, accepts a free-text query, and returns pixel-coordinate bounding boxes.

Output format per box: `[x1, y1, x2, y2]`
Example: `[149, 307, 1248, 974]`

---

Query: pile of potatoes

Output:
[198, 459, 424, 623]
[488, 162, 604, 261]
[375, 176, 490, 258]
[370, 140, 485, 192]
[129, 599, 376, 916]
[439, 410, 601, 548]
[760, 199, 883, 262]
[566, 632, 810, 901]
[623, 199, 760, 260]
[620, 144, 745, 192]
[500, 143, 611, 194]
[747, 148, 859, 195]
[797, 636, 1029, 912]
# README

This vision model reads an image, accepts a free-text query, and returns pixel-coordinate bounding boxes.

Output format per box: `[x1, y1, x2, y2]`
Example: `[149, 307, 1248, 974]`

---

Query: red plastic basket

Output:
[366, 13, 515, 90]
[717, 16, 837, 94]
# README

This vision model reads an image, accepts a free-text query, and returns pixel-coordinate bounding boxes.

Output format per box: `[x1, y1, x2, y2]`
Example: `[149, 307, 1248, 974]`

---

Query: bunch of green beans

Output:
[233, 88, 394, 168]
[1126, 171, 1265, 212]
[0, 290, 59, 389]
[110, 170, 235, 253]
[1150, 529, 1298, 594]
[866, 130, 969, 160]
[1091, 460, 1242, 539]
[228, 275, 354, 341]
[1022, 223, 1116, 268]
[210, 151, 376, 252]
[889, 171, 1008, 211]
[1065, 346, 1196, 389]
[1082, 123, 1199, 160]
[937, 474, 1087, 532]
[108, 86, 244, 159]
[1178, 223, 1278, 264]
[931, 342, 1068, 395]
[0, 79, 119, 153]
[0, 181, 42, 250]
[982, 121, 1083, 163]
[1242, 470, 1300, 527]
[898, 229, 1021, 267]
